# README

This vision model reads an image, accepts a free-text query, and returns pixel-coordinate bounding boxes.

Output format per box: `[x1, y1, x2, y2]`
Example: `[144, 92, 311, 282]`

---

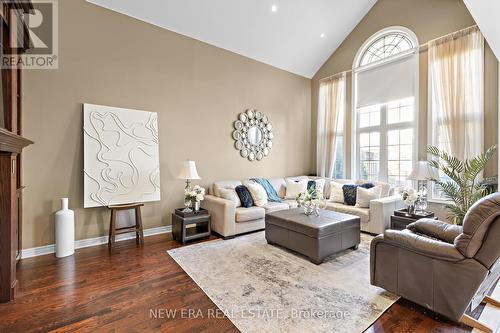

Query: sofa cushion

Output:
[343, 183, 374, 206]
[235, 206, 265, 222]
[325, 202, 370, 224]
[268, 178, 286, 198]
[285, 179, 308, 199]
[307, 178, 326, 198]
[329, 181, 345, 203]
[247, 182, 268, 207]
[218, 188, 241, 207]
[355, 185, 381, 208]
[235, 185, 254, 208]
[356, 180, 391, 198]
[213, 180, 242, 197]
[262, 202, 290, 213]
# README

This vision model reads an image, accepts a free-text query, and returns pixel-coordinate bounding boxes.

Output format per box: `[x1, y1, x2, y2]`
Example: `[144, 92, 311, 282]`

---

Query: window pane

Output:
[333, 136, 344, 179]
[388, 145, 399, 160]
[388, 97, 414, 124]
[386, 129, 414, 186]
[359, 133, 370, 147]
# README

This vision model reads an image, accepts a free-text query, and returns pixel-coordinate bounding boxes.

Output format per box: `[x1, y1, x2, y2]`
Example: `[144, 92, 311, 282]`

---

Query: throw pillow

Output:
[285, 179, 307, 199]
[355, 185, 381, 208]
[308, 178, 326, 198]
[342, 183, 374, 206]
[218, 188, 242, 207]
[329, 181, 344, 203]
[235, 185, 254, 208]
[247, 182, 268, 207]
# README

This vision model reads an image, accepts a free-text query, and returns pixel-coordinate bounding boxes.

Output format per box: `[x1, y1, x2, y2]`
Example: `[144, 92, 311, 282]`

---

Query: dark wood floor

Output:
[0, 233, 477, 333]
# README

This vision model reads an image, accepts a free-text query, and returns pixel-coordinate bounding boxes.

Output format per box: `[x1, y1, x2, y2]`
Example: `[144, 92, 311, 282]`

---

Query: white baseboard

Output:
[21, 225, 172, 259]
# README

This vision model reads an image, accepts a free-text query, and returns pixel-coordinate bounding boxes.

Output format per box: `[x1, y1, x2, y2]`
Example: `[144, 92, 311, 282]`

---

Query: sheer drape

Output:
[428, 26, 484, 161]
[316, 73, 346, 177]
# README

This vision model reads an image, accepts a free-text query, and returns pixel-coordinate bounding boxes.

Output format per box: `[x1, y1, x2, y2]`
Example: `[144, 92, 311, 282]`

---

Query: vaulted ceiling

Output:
[463, 0, 500, 60]
[86, 0, 377, 78]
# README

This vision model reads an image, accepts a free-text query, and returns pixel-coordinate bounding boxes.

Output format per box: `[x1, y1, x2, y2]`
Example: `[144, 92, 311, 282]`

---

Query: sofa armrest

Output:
[202, 195, 236, 237]
[381, 229, 465, 261]
[407, 218, 463, 244]
[368, 195, 405, 234]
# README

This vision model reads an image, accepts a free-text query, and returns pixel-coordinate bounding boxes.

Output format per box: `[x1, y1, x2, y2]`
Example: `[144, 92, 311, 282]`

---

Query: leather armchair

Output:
[370, 192, 500, 328]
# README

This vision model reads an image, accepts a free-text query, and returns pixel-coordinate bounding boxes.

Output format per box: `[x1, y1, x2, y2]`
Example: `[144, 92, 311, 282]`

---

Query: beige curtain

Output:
[428, 26, 484, 161]
[316, 73, 345, 177]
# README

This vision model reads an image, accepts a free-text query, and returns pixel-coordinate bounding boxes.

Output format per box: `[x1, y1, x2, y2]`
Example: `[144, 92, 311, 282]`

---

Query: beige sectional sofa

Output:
[202, 175, 404, 238]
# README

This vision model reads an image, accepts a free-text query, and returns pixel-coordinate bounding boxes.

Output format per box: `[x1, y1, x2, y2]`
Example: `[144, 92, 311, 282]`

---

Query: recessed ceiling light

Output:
[271, 4, 277, 12]
[320, 33, 325, 38]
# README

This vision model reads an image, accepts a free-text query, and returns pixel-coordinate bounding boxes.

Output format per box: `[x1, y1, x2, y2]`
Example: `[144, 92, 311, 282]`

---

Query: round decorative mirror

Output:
[233, 109, 273, 161]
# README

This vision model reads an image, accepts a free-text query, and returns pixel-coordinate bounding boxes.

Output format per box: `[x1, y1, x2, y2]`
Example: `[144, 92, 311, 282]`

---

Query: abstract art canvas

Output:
[83, 104, 161, 208]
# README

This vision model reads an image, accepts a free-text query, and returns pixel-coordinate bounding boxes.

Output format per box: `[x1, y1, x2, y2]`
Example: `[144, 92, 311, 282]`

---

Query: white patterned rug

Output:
[167, 232, 398, 333]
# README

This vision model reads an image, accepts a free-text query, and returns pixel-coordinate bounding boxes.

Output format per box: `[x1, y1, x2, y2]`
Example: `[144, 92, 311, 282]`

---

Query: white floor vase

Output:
[55, 198, 75, 258]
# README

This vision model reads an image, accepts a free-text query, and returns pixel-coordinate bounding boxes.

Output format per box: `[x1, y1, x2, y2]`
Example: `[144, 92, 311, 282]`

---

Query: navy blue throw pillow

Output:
[235, 185, 254, 208]
[342, 183, 374, 206]
[307, 180, 316, 191]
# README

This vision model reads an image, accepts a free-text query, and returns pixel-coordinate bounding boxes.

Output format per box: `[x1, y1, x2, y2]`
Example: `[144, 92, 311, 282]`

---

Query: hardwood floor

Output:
[0, 233, 477, 333]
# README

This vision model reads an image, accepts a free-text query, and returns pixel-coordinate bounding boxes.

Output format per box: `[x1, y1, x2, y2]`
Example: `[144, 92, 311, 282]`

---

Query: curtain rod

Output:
[319, 24, 478, 82]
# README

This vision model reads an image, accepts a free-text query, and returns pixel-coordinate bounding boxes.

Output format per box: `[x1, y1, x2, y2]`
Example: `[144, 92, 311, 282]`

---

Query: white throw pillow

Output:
[247, 182, 268, 207]
[355, 185, 381, 208]
[309, 178, 326, 198]
[218, 188, 241, 207]
[285, 179, 308, 199]
[329, 181, 345, 203]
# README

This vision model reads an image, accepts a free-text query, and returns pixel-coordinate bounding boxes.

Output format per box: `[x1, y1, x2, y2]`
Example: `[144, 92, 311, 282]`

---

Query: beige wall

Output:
[311, 0, 498, 178]
[21, 0, 312, 248]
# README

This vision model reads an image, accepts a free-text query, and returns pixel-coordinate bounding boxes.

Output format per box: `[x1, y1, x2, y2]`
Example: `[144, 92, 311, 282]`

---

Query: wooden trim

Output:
[460, 314, 492, 333]
[0, 127, 32, 153]
[482, 295, 500, 308]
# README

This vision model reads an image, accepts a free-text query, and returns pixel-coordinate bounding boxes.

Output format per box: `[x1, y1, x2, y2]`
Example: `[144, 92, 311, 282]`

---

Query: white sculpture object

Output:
[55, 198, 75, 258]
[83, 103, 161, 208]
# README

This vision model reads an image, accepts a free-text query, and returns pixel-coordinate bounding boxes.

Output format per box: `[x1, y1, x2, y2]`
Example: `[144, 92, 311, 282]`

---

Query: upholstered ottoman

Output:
[265, 208, 360, 264]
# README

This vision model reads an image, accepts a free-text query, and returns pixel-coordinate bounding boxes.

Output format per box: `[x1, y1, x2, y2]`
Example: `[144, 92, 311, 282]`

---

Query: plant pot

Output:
[193, 201, 200, 211]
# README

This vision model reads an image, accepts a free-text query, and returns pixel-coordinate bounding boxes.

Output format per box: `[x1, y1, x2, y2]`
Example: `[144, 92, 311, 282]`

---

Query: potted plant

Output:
[427, 145, 497, 225]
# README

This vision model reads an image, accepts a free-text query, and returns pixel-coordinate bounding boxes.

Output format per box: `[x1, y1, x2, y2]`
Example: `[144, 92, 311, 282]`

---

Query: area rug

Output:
[167, 231, 398, 333]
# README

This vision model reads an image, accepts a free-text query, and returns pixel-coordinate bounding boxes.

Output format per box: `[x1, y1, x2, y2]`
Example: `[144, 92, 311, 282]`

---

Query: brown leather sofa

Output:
[370, 192, 500, 327]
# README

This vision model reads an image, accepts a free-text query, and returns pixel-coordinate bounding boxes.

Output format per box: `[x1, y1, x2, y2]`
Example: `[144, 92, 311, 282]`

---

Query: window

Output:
[359, 33, 414, 66]
[354, 27, 418, 187]
[357, 98, 415, 187]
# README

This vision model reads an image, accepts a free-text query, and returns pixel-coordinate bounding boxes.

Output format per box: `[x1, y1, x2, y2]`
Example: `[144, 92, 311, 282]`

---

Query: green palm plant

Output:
[427, 145, 497, 225]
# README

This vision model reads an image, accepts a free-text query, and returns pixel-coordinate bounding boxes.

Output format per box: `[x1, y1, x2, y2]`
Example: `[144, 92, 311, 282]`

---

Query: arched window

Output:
[353, 27, 419, 187]
[358, 32, 415, 66]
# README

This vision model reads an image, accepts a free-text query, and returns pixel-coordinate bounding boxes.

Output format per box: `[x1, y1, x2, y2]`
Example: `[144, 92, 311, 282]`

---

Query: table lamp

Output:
[177, 160, 201, 189]
[408, 161, 438, 213]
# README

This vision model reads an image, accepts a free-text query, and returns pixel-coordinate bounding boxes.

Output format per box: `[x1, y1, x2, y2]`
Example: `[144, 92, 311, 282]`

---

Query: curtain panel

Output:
[316, 73, 346, 178]
[428, 26, 484, 162]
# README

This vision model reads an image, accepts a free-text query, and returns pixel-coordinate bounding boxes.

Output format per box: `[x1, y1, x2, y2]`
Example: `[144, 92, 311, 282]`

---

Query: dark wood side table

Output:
[390, 209, 436, 231]
[172, 208, 211, 244]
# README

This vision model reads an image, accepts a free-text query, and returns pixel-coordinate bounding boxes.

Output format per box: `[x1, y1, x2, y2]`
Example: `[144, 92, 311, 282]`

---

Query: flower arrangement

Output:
[296, 188, 324, 216]
[185, 185, 205, 203]
[399, 187, 419, 213]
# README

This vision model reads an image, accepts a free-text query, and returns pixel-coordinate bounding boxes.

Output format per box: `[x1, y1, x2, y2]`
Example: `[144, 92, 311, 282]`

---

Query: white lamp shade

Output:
[177, 160, 201, 180]
[408, 161, 438, 180]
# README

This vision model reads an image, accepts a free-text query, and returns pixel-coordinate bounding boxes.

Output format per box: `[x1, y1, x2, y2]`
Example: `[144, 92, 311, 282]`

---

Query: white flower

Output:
[196, 193, 204, 202]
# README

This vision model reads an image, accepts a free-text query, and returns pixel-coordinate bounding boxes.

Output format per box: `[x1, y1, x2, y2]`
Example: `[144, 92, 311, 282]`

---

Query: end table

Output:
[172, 208, 211, 244]
[390, 209, 436, 231]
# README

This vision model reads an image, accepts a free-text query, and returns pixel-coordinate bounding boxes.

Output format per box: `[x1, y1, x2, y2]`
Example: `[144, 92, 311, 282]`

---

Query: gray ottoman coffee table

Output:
[265, 208, 360, 264]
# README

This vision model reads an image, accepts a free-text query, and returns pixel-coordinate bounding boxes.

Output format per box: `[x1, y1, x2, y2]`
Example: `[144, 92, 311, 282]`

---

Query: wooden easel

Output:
[107, 203, 144, 252]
